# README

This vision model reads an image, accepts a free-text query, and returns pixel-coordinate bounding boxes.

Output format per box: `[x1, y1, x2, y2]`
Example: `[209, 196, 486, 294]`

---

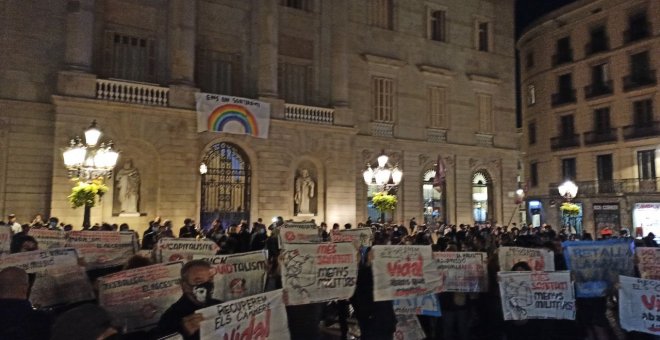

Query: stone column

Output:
[64, 0, 95, 71]
[330, 0, 349, 108]
[255, 0, 278, 98]
[168, 0, 196, 85]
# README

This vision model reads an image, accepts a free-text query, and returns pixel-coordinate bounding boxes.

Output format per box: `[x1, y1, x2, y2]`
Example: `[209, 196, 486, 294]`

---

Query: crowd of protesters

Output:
[0, 211, 658, 340]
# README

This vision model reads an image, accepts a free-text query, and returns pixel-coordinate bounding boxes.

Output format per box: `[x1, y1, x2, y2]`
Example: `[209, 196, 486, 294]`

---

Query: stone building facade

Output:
[0, 0, 518, 233]
[518, 0, 660, 236]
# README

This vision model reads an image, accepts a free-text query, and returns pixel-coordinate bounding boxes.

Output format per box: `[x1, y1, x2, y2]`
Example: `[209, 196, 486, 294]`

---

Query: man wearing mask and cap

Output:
[157, 260, 221, 339]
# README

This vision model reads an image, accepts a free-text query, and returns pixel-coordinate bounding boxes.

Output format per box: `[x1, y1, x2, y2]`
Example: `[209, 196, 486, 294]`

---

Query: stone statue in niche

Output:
[115, 159, 140, 213]
[294, 168, 316, 215]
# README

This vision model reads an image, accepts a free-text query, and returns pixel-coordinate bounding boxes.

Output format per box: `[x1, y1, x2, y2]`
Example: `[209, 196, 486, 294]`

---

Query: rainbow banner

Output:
[196, 93, 271, 139]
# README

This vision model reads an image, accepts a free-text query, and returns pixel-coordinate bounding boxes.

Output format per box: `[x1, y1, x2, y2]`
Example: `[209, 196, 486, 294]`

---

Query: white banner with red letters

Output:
[156, 238, 219, 263]
[619, 275, 660, 335]
[636, 247, 660, 280]
[65, 231, 136, 269]
[433, 251, 488, 292]
[498, 271, 575, 320]
[331, 227, 373, 247]
[194, 250, 268, 302]
[372, 245, 442, 301]
[498, 246, 554, 272]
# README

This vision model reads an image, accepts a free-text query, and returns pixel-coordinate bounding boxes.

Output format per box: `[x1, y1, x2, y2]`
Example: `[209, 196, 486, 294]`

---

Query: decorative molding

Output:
[389, 152, 402, 166]
[469, 158, 479, 169]
[467, 73, 501, 85]
[418, 154, 429, 166]
[361, 149, 373, 163]
[427, 128, 447, 143]
[444, 155, 455, 167]
[362, 53, 407, 69]
[371, 122, 393, 137]
[417, 64, 456, 79]
[475, 133, 494, 147]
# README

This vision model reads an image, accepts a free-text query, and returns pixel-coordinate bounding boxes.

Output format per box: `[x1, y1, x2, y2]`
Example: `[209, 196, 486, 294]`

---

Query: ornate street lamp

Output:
[362, 151, 403, 190]
[557, 180, 578, 201]
[62, 120, 119, 227]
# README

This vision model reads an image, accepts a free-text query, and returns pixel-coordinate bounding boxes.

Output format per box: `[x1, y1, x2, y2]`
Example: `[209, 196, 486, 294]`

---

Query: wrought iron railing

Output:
[585, 38, 609, 55]
[284, 103, 334, 125]
[549, 178, 660, 196]
[552, 50, 573, 66]
[623, 121, 660, 140]
[583, 128, 617, 145]
[550, 133, 580, 150]
[96, 79, 169, 106]
[584, 80, 613, 99]
[623, 70, 657, 91]
[551, 89, 576, 107]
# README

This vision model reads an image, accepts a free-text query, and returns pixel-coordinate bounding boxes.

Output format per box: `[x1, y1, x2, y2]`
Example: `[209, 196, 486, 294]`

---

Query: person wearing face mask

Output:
[156, 260, 221, 340]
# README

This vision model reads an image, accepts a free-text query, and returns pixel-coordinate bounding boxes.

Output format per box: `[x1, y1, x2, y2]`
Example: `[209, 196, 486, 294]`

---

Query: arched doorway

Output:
[200, 142, 251, 229]
[472, 170, 493, 223]
[422, 169, 445, 226]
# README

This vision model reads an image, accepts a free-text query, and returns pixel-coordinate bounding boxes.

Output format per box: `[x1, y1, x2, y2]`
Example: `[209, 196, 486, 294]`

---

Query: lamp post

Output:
[362, 151, 403, 191]
[557, 180, 578, 201]
[62, 120, 119, 227]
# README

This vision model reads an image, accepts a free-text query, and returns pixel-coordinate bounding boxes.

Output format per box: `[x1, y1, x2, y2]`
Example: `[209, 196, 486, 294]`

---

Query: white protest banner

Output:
[393, 294, 441, 317]
[196, 93, 271, 139]
[280, 242, 357, 305]
[194, 250, 268, 302]
[0, 227, 10, 253]
[372, 245, 442, 301]
[278, 221, 320, 248]
[66, 231, 136, 269]
[498, 271, 575, 321]
[98, 262, 182, 332]
[433, 251, 488, 292]
[0, 248, 94, 307]
[331, 228, 373, 247]
[498, 247, 555, 271]
[619, 275, 660, 335]
[394, 315, 426, 340]
[28, 229, 67, 249]
[197, 289, 290, 340]
[563, 239, 634, 297]
[636, 247, 660, 280]
[157, 238, 219, 263]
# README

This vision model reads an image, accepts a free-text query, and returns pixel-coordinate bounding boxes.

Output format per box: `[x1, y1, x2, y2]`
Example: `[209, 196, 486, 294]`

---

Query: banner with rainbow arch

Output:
[196, 93, 271, 139]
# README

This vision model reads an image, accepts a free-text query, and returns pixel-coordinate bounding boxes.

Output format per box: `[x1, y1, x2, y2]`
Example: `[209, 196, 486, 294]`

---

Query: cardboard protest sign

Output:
[157, 238, 219, 263]
[636, 247, 660, 280]
[433, 251, 488, 292]
[28, 228, 67, 249]
[98, 262, 182, 332]
[197, 289, 290, 340]
[66, 231, 136, 269]
[498, 271, 575, 320]
[498, 247, 555, 271]
[372, 245, 442, 301]
[393, 294, 441, 317]
[394, 315, 426, 340]
[280, 242, 357, 305]
[194, 250, 268, 302]
[563, 239, 634, 297]
[619, 275, 660, 335]
[331, 228, 373, 247]
[0, 227, 10, 254]
[278, 221, 320, 247]
[0, 248, 94, 307]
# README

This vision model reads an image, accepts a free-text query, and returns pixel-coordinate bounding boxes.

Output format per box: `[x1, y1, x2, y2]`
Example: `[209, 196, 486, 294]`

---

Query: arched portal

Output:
[422, 169, 445, 225]
[200, 142, 251, 228]
[472, 170, 493, 223]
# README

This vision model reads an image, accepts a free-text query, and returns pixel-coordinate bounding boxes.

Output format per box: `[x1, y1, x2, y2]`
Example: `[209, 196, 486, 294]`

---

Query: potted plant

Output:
[68, 177, 108, 227]
[372, 192, 398, 215]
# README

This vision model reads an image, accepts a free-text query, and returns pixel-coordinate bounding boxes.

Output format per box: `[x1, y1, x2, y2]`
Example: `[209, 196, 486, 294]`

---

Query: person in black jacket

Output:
[157, 260, 221, 340]
[0, 267, 52, 340]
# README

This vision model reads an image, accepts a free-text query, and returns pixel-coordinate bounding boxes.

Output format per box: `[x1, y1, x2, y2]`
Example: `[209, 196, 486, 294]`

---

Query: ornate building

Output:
[518, 0, 660, 236]
[0, 0, 518, 233]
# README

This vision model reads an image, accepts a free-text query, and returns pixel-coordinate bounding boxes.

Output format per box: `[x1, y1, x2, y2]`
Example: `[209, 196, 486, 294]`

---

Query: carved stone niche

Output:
[294, 161, 318, 216]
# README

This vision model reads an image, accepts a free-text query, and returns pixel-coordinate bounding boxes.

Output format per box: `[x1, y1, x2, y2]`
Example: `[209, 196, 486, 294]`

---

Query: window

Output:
[562, 158, 576, 180]
[428, 86, 447, 128]
[558, 73, 573, 93]
[630, 51, 650, 80]
[597, 154, 613, 181]
[527, 84, 536, 105]
[477, 93, 493, 133]
[103, 31, 156, 82]
[430, 10, 446, 42]
[196, 50, 241, 96]
[278, 61, 313, 105]
[370, 0, 393, 30]
[591, 63, 609, 84]
[530, 162, 539, 187]
[638, 150, 656, 179]
[594, 107, 611, 132]
[372, 76, 395, 122]
[626, 11, 649, 42]
[560, 114, 575, 136]
[477, 21, 490, 52]
[528, 122, 536, 145]
[633, 99, 653, 126]
[280, 0, 310, 11]
[587, 25, 608, 54]
[553, 37, 572, 65]
[526, 52, 534, 69]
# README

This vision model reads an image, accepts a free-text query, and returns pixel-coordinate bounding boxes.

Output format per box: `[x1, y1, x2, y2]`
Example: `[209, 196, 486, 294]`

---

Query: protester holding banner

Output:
[0, 266, 52, 340]
[156, 260, 222, 340]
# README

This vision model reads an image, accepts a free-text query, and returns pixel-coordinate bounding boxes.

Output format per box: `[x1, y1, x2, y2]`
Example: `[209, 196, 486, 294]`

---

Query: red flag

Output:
[433, 156, 446, 193]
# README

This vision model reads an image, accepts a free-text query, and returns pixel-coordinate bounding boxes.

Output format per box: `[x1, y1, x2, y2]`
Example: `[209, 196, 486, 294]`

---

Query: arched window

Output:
[200, 142, 251, 228]
[472, 170, 493, 223]
[422, 169, 444, 225]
